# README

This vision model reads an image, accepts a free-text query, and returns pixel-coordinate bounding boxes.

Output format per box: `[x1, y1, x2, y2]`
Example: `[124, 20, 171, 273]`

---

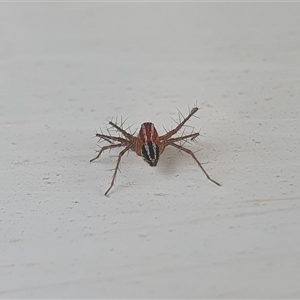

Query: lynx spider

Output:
[90, 106, 220, 195]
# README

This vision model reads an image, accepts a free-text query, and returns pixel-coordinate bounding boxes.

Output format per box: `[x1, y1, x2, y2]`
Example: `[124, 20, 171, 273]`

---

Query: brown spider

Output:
[90, 107, 220, 195]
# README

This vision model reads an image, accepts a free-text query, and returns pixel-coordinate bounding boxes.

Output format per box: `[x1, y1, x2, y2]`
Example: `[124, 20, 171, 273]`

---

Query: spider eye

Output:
[142, 141, 160, 167]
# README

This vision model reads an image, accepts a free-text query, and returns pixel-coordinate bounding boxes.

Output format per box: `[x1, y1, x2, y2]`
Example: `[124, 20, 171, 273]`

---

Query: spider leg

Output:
[160, 107, 199, 140]
[168, 132, 199, 144]
[108, 121, 135, 141]
[168, 142, 220, 186]
[95, 133, 128, 144]
[90, 143, 123, 162]
[104, 143, 134, 196]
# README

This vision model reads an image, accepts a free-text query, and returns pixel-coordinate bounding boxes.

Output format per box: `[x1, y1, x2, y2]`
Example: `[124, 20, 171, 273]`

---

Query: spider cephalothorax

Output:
[90, 107, 220, 195]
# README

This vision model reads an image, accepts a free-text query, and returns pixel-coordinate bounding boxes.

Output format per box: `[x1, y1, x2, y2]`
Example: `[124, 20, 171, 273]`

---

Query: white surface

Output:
[1, 2, 300, 298]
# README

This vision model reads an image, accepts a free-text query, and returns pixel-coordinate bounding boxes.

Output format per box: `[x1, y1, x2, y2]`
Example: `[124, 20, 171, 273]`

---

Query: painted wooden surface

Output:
[1, 2, 300, 298]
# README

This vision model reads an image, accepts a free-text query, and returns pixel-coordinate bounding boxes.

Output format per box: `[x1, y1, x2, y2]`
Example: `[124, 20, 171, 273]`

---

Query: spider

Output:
[90, 107, 220, 195]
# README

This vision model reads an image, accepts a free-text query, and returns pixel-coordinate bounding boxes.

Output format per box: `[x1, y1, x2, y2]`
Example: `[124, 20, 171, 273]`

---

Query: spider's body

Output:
[91, 107, 220, 195]
[138, 122, 161, 166]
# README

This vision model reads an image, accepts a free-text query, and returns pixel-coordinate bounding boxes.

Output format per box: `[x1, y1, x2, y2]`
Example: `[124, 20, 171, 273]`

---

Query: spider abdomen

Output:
[141, 141, 160, 166]
[138, 122, 161, 166]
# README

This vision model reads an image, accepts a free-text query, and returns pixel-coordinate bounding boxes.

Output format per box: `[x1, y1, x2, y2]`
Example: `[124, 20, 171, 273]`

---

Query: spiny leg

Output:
[104, 143, 133, 196]
[169, 142, 220, 186]
[168, 132, 199, 144]
[95, 133, 128, 144]
[160, 107, 199, 141]
[108, 121, 136, 141]
[90, 143, 123, 162]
